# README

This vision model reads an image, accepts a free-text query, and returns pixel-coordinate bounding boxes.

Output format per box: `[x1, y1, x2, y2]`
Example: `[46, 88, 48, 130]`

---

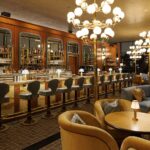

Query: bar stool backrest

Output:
[116, 74, 120, 81]
[108, 75, 113, 82]
[48, 79, 59, 94]
[122, 74, 126, 80]
[77, 77, 84, 88]
[27, 81, 40, 96]
[90, 76, 94, 85]
[0, 83, 9, 100]
[64, 78, 73, 90]
[100, 75, 105, 83]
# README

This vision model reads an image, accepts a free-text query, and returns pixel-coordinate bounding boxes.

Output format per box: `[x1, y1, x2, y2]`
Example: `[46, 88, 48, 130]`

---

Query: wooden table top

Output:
[105, 111, 150, 134]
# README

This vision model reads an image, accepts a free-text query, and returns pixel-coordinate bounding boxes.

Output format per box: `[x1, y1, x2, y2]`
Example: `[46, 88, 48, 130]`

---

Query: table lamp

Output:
[56, 69, 62, 78]
[97, 68, 100, 76]
[79, 68, 84, 77]
[119, 67, 122, 74]
[131, 100, 140, 121]
[22, 69, 29, 80]
[109, 68, 113, 74]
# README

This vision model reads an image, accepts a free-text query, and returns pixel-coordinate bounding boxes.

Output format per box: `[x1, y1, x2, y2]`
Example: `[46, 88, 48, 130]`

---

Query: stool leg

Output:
[119, 82, 121, 93]
[0, 104, 2, 128]
[105, 84, 108, 98]
[86, 88, 90, 104]
[62, 93, 66, 112]
[113, 83, 115, 95]
[46, 96, 51, 116]
[26, 99, 32, 123]
[74, 90, 78, 107]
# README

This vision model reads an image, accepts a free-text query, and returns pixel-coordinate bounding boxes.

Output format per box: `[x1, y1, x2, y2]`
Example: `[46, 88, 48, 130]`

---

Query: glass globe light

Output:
[113, 16, 121, 22]
[93, 19, 101, 25]
[74, 7, 83, 16]
[81, 2, 88, 10]
[83, 20, 90, 26]
[102, 3, 111, 14]
[90, 33, 97, 40]
[101, 33, 108, 38]
[106, 19, 113, 25]
[147, 31, 150, 37]
[67, 12, 75, 19]
[104, 28, 115, 37]
[113, 7, 121, 15]
[119, 11, 125, 19]
[93, 26, 102, 35]
[87, 4, 96, 14]
[73, 19, 80, 25]
[106, 0, 114, 4]
[101, 1, 107, 7]
[92, 3, 98, 11]
[81, 28, 89, 36]
[75, 0, 84, 6]
[147, 48, 150, 53]
[139, 31, 147, 37]
[76, 30, 82, 38]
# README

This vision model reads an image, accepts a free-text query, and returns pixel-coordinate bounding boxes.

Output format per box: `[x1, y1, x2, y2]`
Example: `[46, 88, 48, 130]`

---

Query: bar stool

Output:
[20, 81, 40, 125]
[39, 79, 59, 117]
[115, 74, 121, 92]
[83, 76, 94, 104]
[0, 83, 9, 132]
[98, 75, 105, 98]
[72, 77, 85, 108]
[57, 78, 73, 112]
[104, 75, 113, 98]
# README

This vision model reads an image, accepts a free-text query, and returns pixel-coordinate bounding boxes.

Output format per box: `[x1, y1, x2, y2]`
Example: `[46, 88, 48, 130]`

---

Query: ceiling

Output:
[0, 0, 150, 43]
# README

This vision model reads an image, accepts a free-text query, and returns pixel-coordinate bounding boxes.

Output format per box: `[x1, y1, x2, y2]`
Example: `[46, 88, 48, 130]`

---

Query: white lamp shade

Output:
[87, 4, 96, 14]
[131, 100, 140, 109]
[113, 7, 121, 15]
[81, 2, 88, 10]
[56, 69, 62, 73]
[97, 68, 100, 72]
[81, 28, 89, 36]
[74, 7, 83, 16]
[102, 3, 111, 14]
[90, 33, 97, 40]
[93, 26, 102, 35]
[79, 68, 84, 72]
[22, 69, 29, 75]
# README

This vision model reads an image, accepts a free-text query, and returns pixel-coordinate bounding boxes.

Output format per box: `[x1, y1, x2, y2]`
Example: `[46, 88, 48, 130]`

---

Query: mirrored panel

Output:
[19, 32, 42, 70]
[83, 44, 94, 65]
[0, 28, 12, 71]
[67, 41, 78, 54]
[47, 37, 64, 69]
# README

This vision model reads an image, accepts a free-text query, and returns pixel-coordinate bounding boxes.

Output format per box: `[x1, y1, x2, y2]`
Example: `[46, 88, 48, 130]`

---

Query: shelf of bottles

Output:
[47, 37, 64, 68]
[19, 33, 42, 70]
[83, 45, 94, 65]
[0, 28, 12, 69]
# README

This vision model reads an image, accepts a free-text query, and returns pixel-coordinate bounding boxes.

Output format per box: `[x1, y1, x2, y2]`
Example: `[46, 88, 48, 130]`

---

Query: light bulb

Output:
[101, 33, 108, 39]
[106, 0, 114, 4]
[119, 11, 125, 19]
[81, 2, 88, 10]
[113, 16, 121, 23]
[106, 18, 113, 25]
[83, 20, 90, 26]
[113, 7, 122, 15]
[73, 19, 80, 25]
[102, 3, 111, 14]
[92, 3, 98, 11]
[76, 30, 82, 38]
[81, 28, 89, 36]
[87, 4, 96, 14]
[104, 28, 115, 37]
[67, 12, 75, 19]
[90, 33, 97, 40]
[139, 31, 147, 38]
[74, 7, 83, 16]
[75, 0, 84, 6]
[93, 26, 102, 35]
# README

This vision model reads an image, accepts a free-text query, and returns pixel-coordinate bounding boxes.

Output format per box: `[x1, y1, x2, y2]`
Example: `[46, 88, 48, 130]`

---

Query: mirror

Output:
[47, 37, 64, 69]
[19, 32, 42, 70]
[0, 28, 12, 71]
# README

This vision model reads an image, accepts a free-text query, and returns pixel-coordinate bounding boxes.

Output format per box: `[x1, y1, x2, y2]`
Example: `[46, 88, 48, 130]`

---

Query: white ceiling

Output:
[0, 0, 150, 43]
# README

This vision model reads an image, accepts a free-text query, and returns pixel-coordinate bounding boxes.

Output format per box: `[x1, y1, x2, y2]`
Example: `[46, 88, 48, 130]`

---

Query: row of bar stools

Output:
[83, 76, 94, 104]
[98, 75, 105, 98]
[19, 81, 40, 125]
[39, 79, 59, 117]
[0, 83, 9, 132]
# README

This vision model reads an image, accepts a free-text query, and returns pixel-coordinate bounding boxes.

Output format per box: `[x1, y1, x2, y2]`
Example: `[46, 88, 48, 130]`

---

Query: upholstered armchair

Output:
[120, 136, 150, 150]
[94, 99, 132, 144]
[58, 110, 119, 150]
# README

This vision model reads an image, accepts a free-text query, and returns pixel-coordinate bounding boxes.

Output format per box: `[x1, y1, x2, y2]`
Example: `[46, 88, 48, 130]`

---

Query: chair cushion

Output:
[102, 100, 121, 115]
[57, 87, 68, 93]
[139, 101, 150, 113]
[19, 92, 32, 100]
[132, 88, 145, 102]
[71, 113, 86, 125]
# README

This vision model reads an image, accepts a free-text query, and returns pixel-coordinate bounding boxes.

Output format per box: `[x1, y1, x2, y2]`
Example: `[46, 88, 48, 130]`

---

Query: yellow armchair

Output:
[58, 110, 119, 150]
[120, 136, 150, 150]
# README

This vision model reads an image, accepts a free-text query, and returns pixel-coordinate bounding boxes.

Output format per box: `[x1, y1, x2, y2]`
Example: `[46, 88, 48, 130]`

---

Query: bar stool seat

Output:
[0, 83, 9, 132]
[39, 79, 59, 118]
[20, 81, 40, 125]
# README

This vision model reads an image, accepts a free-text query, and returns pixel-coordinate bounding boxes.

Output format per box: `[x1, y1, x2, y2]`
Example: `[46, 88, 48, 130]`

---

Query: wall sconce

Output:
[108, 68, 113, 74]
[79, 68, 84, 76]
[22, 69, 29, 81]
[97, 68, 100, 76]
[56, 69, 62, 78]
[131, 100, 140, 121]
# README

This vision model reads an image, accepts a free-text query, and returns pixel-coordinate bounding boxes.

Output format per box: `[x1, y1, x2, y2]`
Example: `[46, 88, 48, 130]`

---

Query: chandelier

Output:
[67, 0, 125, 40]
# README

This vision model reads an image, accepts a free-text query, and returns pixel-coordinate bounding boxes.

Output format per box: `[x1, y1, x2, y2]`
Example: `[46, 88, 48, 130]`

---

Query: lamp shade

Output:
[22, 69, 29, 75]
[131, 100, 140, 110]
[79, 68, 84, 73]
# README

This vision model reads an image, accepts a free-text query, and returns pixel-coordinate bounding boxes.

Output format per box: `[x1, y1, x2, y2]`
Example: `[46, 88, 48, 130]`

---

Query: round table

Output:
[105, 111, 150, 134]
